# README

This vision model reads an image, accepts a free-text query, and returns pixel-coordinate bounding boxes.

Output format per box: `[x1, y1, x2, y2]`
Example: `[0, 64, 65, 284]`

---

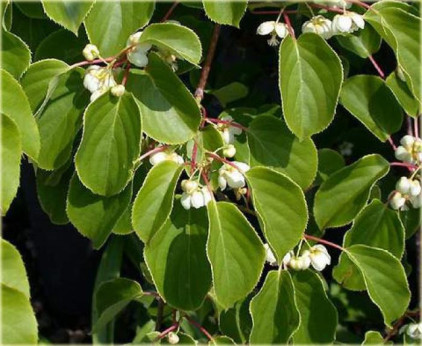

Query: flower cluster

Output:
[149, 149, 184, 166]
[218, 162, 250, 191]
[395, 135, 422, 165]
[83, 65, 119, 102]
[126, 32, 152, 68]
[302, 15, 333, 39]
[180, 179, 212, 210]
[256, 21, 289, 46]
[390, 176, 421, 210]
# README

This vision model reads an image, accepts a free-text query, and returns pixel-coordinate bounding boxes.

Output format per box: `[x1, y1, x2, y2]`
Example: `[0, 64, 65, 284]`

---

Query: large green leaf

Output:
[362, 331, 386, 344]
[75, 91, 142, 196]
[279, 33, 343, 139]
[207, 201, 265, 309]
[1, 285, 38, 344]
[245, 167, 308, 262]
[314, 154, 389, 230]
[336, 25, 381, 59]
[1, 239, 29, 298]
[365, 2, 421, 102]
[333, 199, 405, 291]
[132, 160, 183, 243]
[1, 114, 21, 215]
[36, 68, 90, 170]
[84, 1, 154, 56]
[249, 270, 300, 344]
[94, 278, 143, 332]
[36, 165, 73, 225]
[140, 23, 202, 65]
[127, 53, 201, 144]
[1, 29, 31, 79]
[291, 270, 337, 344]
[247, 115, 317, 189]
[42, 0, 93, 35]
[21, 59, 69, 112]
[386, 72, 420, 117]
[1, 69, 40, 160]
[144, 202, 211, 311]
[67, 174, 132, 249]
[345, 245, 410, 327]
[219, 298, 252, 344]
[340, 75, 403, 141]
[203, 0, 247, 27]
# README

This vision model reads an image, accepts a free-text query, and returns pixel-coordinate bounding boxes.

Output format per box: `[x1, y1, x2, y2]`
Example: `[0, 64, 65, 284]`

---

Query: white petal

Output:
[202, 187, 212, 205]
[137, 42, 152, 53]
[128, 49, 149, 67]
[149, 152, 167, 166]
[264, 244, 278, 266]
[221, 129, 232, 144]
[397, 177, 411, 194]
[257, 21, 276, 36]
[333, 15, 352, 32]
[410, 195, 422, 208]
[351, 13, 365, 29]
[180, 193, 192, 210]
[233, 162, 250, 173]
[225, 171, 245, 189]
[90, 89, 105, 102]
[275, 23, 288, 38]
[400, 135, 415, 149]
[221, 115, 233, 122]
[230, 126, 242, 136]
[390, 192, 406, 210]
[218, 176, 227, 191]
[191, 191, 205, 209]
[409, 180, 421, 197]
[395, 146, 412, 163]
[127, 31, 143, 46]
[282, 251, 293, 266]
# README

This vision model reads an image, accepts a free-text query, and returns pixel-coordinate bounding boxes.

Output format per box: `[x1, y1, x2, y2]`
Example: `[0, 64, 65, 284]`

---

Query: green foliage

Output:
[203, 0, 247, 27]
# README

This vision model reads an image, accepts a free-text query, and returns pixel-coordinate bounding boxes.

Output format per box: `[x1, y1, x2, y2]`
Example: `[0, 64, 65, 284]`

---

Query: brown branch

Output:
[161, 1, 179, 22]
[195, 24, 221, 101]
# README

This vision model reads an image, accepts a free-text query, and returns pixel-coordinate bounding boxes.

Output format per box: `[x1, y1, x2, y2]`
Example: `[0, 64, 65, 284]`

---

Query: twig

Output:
[155, 323, 179, 341]
[387, 137, 397, 151]
[407, 117, 414, 137]
[201, 170, 214, 198]
[191, 139, 199, 173]
[384, 310, 420, 341]
[70, 57, 115, 69]
[205, 118, 248, 132]
[310, 3, 345, 14]
[414, 117, 419, 138]
[184, 316, 214, 341]
[161, 1, 179, 22]
[195, 24, 221, 101]
[137, 145, 168, 163]
[368, 55, 385, 79]
[390, 162, 417, 171]
[206, 152, 240, 170]
[121, 62, 131, 86]
[346, 0, 371, 9]
[155, 298, 165, 331]
[283, 12, 296, 39]
[304, 235, 344, 251]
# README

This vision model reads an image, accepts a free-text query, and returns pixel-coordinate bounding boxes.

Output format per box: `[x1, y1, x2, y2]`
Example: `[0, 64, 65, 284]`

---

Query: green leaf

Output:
[340, 75, 403, 141]
[132, 160, 183, 243]
[336, 25, 381, 58]
[144, 201, 211, 311]
[345, 245, 410, 327]
[140, 23, 202, 65]
[15, 1, 47, 19]
[75, 91, 142, 196]
[36, 164, 73, 225]
[362, 331, 385, 344]
[249, 270, 300, 344]
[365, 3, 421, 102]
[1, 69, 40, 160]
[245, 167, 308, 262]
[386, 72, 420, 117]
[315, 148, 345, 185]
[36, 68, 90, 170]
[207, 201, 265, 309]
[400, 208, 421, 239]
[42, 0, 93, 35]
[247, 115, 317, 189]
[1, 114, 21, 215]
[92, 236, 125, 344]
[219, 298, 252, 344]
[279, 33, 343, 139]
[313, 154, 389, 230]
[334, 199, 405, 291]
[67, 174, 132, 249]
[128, 54, 201, 144]
[1, 239, 30, 298]
[291, 270, 337, 344]
[94, 278, 143, 332]
[203, 0, 247, 27]
[186, 125, 225, 163]
[84, 1, 155, 56]
[1, 284, 38, 344]
[211, 82, 248, 107]
[21, 59, 69, 112]
[1, 29, 31, 79]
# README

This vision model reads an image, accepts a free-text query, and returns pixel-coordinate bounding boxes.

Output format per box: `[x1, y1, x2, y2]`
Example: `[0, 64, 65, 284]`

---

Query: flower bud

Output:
[400, 135, 415, 149]
[390, 191, 406, 210]
[395, 146, 412, 163]
[111, 84, 125, 97]
[181, 179, 198, 194]
[406, 323, 422, 339]
[309, 245, 331, 271]
[409, 180, 421, 197]
[223, 144, 236, 158]
[168, 332, 180, 345]
[83, 44, 100, 61]
[410, 194, 422, 209]
[396, 177, 411, 195]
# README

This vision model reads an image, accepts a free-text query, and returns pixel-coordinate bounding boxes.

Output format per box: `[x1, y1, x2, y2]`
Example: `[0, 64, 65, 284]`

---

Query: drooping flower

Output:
[222, 144, 236, 158]
[216, 115, 242, 145]
[111, 84, 125, 97]
[126, 31, 152, 68]
[218, 161, 250, 190]
[392, 176, 422, 210]
[302, 16, 333, 39]
[389, 191, 407, 211]
[149, 149, 184, 166]
[83, 66, 117, 102]
[332, 12, 365, 34]
[395, 135, 422, 164]
[288, 253, 311, 271]
[264, 243, 278, 266]
[257, 21, 289, 46]
[168, 332, 180, 344]
[307, 245, 331, 271]
[406, 323, 422, 339]
[180, 180, 212, 210]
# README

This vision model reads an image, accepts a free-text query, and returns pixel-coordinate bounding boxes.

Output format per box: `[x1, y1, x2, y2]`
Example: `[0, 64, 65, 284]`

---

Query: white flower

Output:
[308, 245, 331, 271]
[409, 180, 421, 197]
[264, 243, 278, 266]
[111, 84, 125, 97]
[302, 16, 333, 39]
[406, 323, 422, 339]
[168, 332, 180, 344]
[83, 66, 117, 101]
[217, 115, 242, 145]
[332, 12, 365, 34]
[126, 31, 152, 68]
[396, 177, 411, 194]
[390, 191, 407, 210]
[218, 161, 250, 190]
[180, 181, 212, 210]
[289, 254, 311, 271]
[410, 194, 422, 208]
[282, 251, 294, 267]
[395, 146, 413, 163]
[223, 144, 236, 158]
[83, 44, 100, 61]
[257, 21, 289, 46]
[149, 150, 184, 166]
